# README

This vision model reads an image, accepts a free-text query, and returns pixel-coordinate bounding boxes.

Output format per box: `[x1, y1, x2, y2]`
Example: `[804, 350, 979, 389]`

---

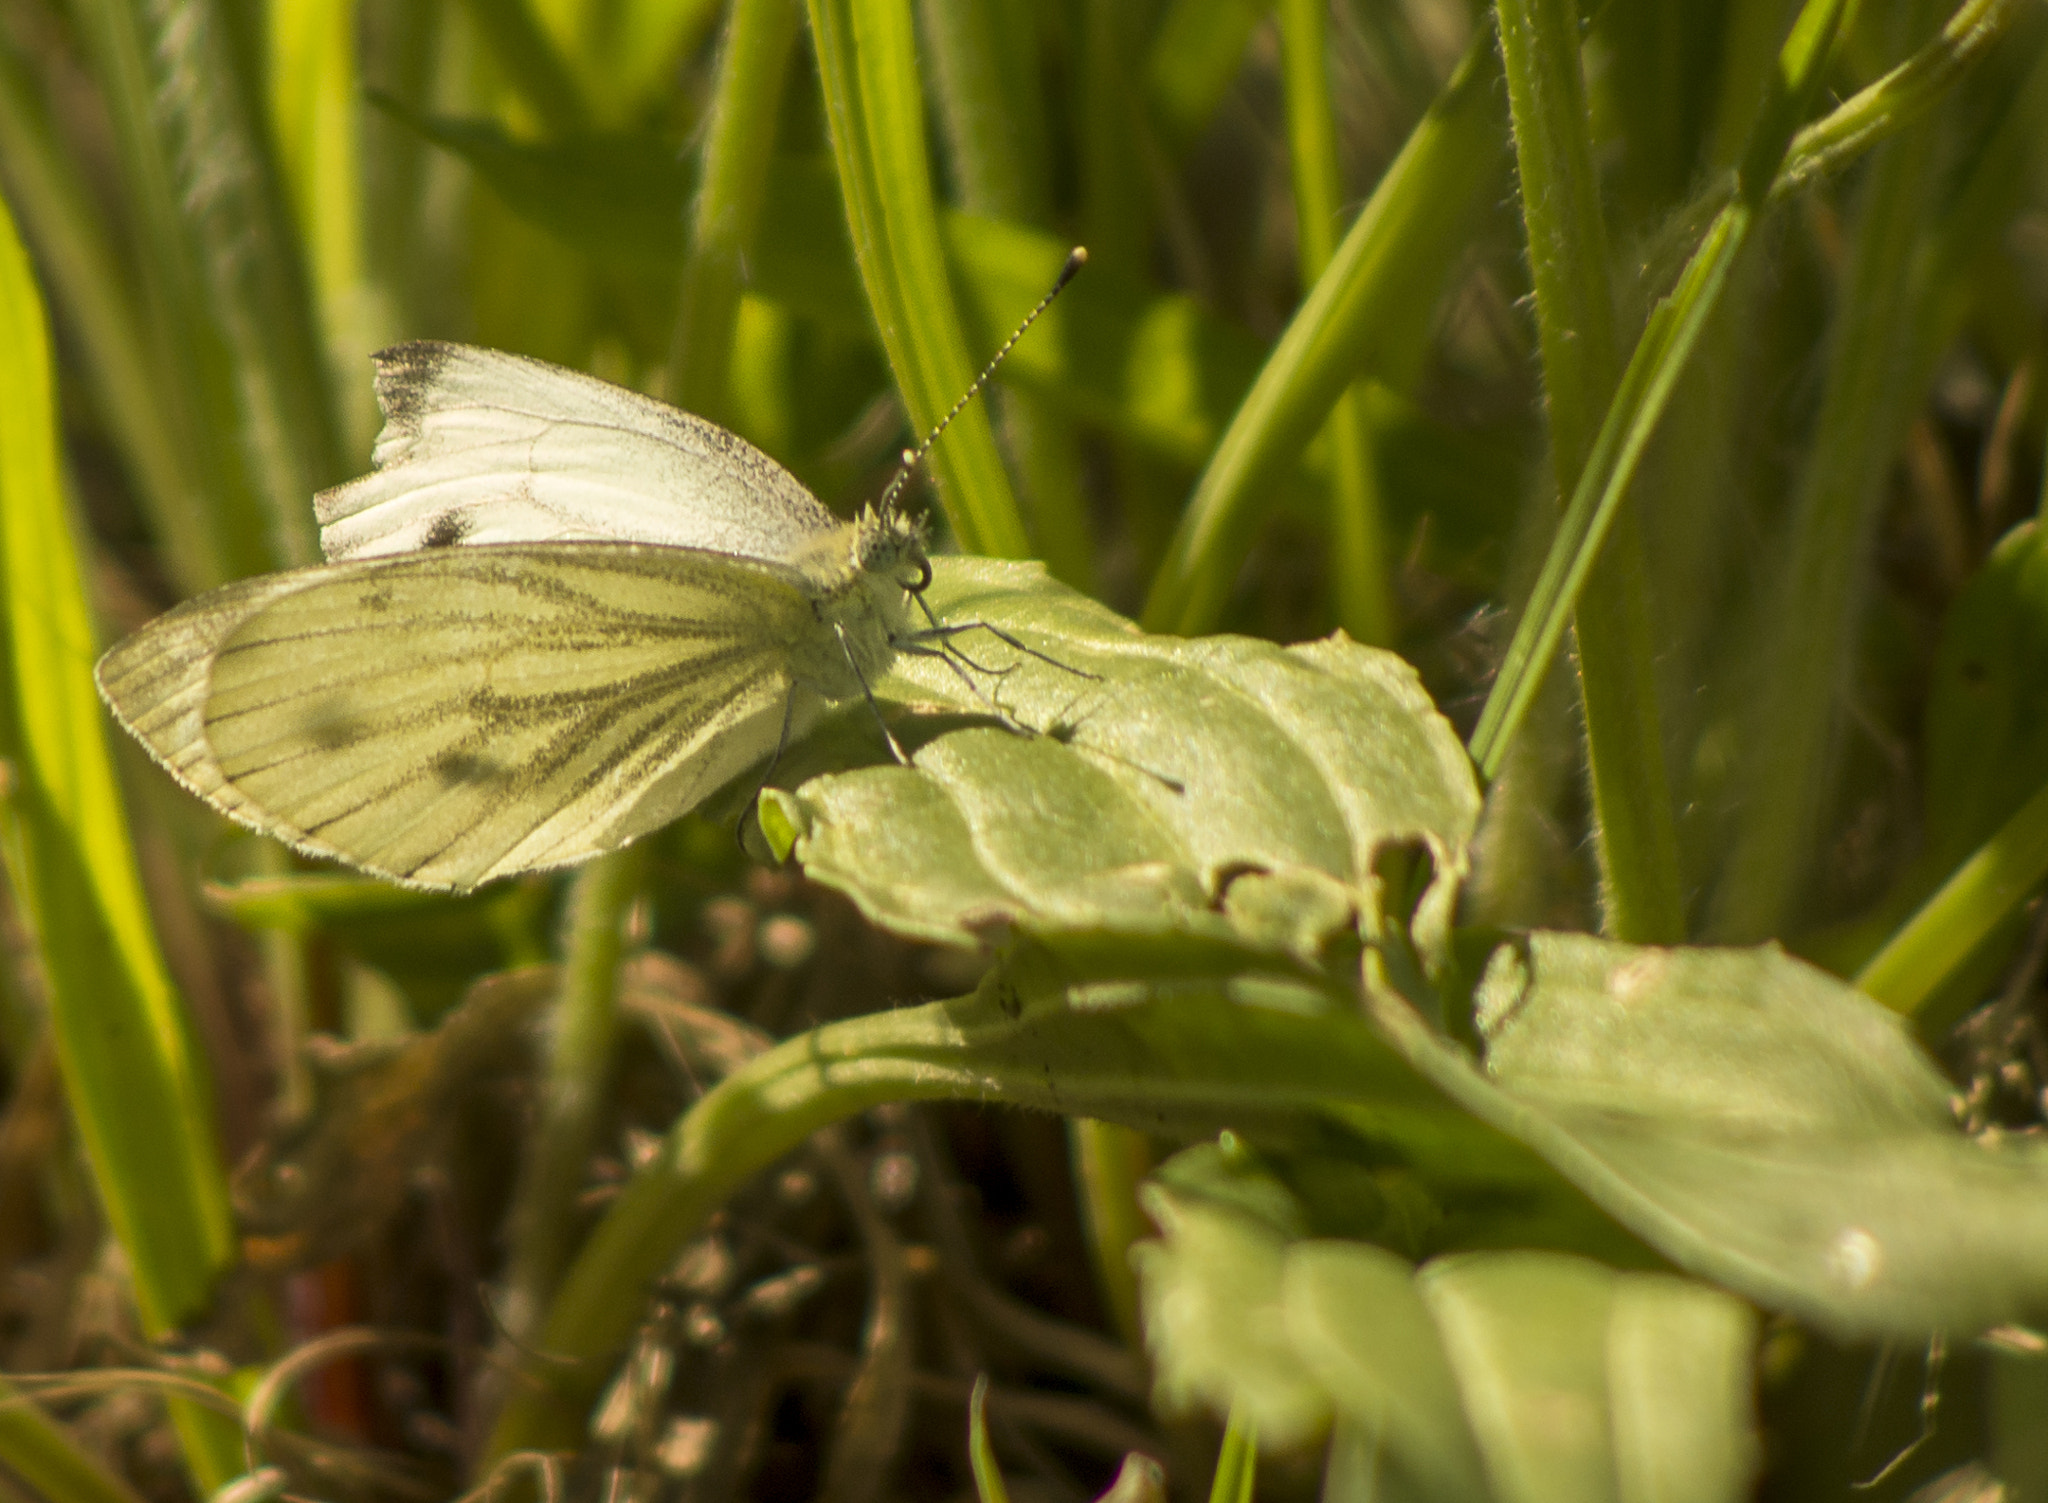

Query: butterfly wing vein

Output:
[98, 545, 823, 890]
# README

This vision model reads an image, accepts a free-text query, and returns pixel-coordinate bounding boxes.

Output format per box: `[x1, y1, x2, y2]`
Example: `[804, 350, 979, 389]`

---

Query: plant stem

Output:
[1495, 0, 1684, 943]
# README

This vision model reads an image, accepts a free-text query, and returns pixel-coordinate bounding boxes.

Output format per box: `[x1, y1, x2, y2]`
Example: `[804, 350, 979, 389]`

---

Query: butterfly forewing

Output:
[316, 343, 843, 564]
[104, 545, 823, 891]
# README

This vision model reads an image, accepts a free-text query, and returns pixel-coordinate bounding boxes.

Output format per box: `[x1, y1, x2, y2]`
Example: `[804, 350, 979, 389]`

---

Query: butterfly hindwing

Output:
[101, 544, 823, 891]
[316, 343, 844, 564]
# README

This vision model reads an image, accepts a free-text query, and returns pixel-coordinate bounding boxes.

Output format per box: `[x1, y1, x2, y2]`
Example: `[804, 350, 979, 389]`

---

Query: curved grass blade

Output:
[806, 0, 1031, 558]
[1140, 32, 1505, 637]
[0, 189, 241, 1492]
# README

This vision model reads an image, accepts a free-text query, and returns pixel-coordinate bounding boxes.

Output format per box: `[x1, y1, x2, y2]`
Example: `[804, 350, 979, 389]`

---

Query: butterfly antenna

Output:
[878, 246, 1087, 518]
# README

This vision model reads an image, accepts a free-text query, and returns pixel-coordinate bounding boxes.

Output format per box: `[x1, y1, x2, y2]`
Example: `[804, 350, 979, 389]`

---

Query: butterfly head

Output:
[854, 504, 933, 595]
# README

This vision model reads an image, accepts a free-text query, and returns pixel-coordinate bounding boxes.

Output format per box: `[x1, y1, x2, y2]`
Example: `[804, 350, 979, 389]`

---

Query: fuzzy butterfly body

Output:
[96, 343, 930, 892]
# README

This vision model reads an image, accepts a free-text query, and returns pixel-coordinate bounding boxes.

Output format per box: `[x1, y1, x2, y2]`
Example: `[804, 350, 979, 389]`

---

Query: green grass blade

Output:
[270, 0, 378, 456]
[0, 188, 241, 1492]
[665, 0, 802, 421]
[1496, 0, 1683, 942]
[1208, 1405, 1259, 1503]
[1468, 212, 1744, 784]
[1278, 0, 1393, 647]
[920, 0, 1095, 589]
[1468, 0, 1853, 785]
[497, 846, 648, 1340]
[1775, 0, 2028, 197]
[0, 50, 225, 595]
[966, 1376, 1011, 1503]
[65, 0, 271, 583]
[459, 0, 593, 132]
[133, 0, 345, 566]
[807, 0, 1031, 558]
[1712, 59, 1950, 941]
[918, 0, 1051, 223]
[1140, 32, 1506, 636]
[1069, 1117, 1151, 1349]
[0, 1377, 148, 1503]
[1857, 775, 2048, 1016]
[1146, 0, 1267, 148]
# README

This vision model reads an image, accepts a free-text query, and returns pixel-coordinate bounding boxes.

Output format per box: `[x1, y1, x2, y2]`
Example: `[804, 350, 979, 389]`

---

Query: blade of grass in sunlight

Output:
[1495, 0, 1683, 943]
[460, 0, 593, 132]
[966, 1376, 1011, 1503]
[1141, 31, 1505, 637]
[806, 0, 1031, 558]
[1208, 1406, 1259, 1503]
[1858, 775, 2048, 1017]
[270, 0, 379, 457]
[920, 0, 1096, 590]
[1279, 0, 1394, 648]
[665, 0, 802, 422]
[0, 190, 242, 1493]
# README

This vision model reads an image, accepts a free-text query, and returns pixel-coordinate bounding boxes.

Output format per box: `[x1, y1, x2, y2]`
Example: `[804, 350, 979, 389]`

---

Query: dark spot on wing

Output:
[432, 750, 501, 787]
[423, 512, 470, 548]
[307, 702, 366, 751]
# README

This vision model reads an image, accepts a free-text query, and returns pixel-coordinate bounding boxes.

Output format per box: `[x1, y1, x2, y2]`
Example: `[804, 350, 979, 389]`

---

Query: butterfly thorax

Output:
[783, 506, 926, 698]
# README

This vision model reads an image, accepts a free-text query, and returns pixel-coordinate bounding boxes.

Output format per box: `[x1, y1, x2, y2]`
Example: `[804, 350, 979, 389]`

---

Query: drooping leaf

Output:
[1370, 930, 2048, 1338]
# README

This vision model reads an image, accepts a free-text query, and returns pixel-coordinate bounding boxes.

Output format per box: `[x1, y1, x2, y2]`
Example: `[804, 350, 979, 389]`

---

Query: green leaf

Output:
[1133, 1147, 1756, 1500]
[1137, 1172, 1332, 1452]
[1286, 1243, 1492, 1502]
[1420, 1253, 1757, 1503]
[767, 559, 1482, 971]
[1370, 930, 2048, 1338]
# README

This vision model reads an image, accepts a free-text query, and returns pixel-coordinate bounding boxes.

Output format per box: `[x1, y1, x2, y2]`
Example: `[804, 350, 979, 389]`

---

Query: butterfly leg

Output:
[908, 614, 1100, 681]
[834, 623, 911, 766]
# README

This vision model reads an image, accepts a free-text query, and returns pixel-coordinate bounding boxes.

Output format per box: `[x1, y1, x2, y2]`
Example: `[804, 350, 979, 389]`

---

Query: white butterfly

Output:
[96, 342, 939, 893]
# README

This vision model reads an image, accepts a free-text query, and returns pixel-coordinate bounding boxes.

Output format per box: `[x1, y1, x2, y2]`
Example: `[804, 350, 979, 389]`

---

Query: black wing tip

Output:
[369, 341, 463, 432]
